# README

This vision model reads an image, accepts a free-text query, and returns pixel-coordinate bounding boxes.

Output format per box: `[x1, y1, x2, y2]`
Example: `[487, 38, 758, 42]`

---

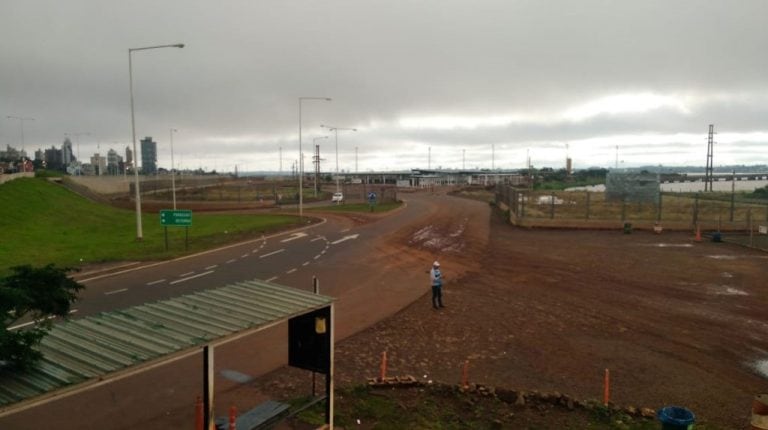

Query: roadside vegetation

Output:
[1, 264, 83, 369]
[0, 178, 304, 274]
[287, 385, 718, 430]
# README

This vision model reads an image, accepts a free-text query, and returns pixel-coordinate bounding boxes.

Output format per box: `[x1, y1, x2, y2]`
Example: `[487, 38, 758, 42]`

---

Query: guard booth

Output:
[0, 279, 335, 430]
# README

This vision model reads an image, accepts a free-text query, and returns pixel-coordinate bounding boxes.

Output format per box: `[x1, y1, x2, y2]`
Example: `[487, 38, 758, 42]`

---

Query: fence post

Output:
[521, 192, 526, 218]
[621, 197, 627, 222]
[693, 193, 699, 227]
[585, 191, 591, 220]
[657, 191, 663, 221]
[550, 192, 555, 219]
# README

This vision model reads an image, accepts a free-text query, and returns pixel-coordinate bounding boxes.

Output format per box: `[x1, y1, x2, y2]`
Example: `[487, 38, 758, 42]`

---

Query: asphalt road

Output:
[1, 190, 441, 430]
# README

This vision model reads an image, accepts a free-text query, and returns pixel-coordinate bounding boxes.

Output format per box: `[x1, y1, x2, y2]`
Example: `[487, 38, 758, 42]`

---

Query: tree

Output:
[0, 264, 84, 370]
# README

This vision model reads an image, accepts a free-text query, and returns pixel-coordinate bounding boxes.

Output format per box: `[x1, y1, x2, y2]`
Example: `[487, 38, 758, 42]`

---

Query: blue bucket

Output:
[657, 406, 695, 430]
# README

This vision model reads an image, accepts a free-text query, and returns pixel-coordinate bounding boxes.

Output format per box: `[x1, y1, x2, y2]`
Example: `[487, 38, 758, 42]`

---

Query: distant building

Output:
[62, 138, 75, 165]
[125, 146, 133, 172]
[90, 153, 107, 175]
[107, 149, 123, 175]
[140, 137, 157, 174]
[44, 146, 64, 170]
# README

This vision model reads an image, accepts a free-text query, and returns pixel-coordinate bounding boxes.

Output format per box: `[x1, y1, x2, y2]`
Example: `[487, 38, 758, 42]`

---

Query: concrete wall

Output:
[0, 172, 34, 184]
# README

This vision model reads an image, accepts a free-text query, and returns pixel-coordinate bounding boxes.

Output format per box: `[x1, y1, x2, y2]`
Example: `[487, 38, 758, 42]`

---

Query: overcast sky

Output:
[1, 0, 766, 173]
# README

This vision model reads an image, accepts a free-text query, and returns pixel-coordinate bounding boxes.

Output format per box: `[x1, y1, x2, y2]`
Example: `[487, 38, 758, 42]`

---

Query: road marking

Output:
[302, 262, 310, 266]
[310, 236, 324, 242]
[266, 276, 278, 282]
[260, 249, 285, 258]
[314, 255, 321, 260]
[169, 270, 215, 285]
[9, 309, 79, 331]
[241, 254, 249, 258]
[286, 268, 297, 274]
[205, 265, 218, 270]
[179, 271, 195, 277]
[105, 288, 128, 296]
[331, 234, 360, 245]
[146, 279, 166, 286]
[226, 259, 237, 264]
[340, 228, 350, 233]
[281, 232, 308, 243]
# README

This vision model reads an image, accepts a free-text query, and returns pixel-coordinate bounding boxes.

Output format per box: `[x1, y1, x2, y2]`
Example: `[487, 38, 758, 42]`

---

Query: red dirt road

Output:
[258, 190, 768, 429]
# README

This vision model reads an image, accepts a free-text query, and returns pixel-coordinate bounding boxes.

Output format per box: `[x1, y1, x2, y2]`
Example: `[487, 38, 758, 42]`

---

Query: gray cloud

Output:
[1, 0, 766, 171]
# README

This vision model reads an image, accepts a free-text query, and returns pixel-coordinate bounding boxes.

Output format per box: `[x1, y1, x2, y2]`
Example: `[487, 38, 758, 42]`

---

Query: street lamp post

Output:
[129, 43, 184, 241]
[170, 128, 178, 210]
[321, 125, 357, 193]
[6, 116, 35, 172]
[298, 97, 331, 218]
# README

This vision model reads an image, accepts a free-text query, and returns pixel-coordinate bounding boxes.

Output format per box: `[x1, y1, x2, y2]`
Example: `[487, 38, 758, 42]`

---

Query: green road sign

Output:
[160, 209, 192, 226]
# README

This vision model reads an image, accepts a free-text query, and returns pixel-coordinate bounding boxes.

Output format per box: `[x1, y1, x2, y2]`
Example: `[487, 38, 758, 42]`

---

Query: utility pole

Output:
[705, 124, 715, 192]
[492, 144, 495, 170]
[428, 147, 431, 169]
[355, 146, 358, 173]
[462, 149, 465, 170]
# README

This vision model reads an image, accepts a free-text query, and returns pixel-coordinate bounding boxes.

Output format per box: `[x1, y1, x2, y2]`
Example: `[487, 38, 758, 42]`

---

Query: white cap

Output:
[433, 261, 440, 267]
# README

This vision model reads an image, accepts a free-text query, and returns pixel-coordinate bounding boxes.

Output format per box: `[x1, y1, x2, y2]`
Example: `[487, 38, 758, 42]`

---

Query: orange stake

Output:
[461, 360, 469, 388]
[603, 368, 610, 406]
[228, 405, 237, 430]
[194, 396, 203, 430]
[695, 225, 702, 242]
[380, 351, 387, 381]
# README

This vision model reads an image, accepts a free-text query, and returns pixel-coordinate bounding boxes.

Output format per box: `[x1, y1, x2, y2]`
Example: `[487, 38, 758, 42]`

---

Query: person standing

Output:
[430, 261, 444, 309]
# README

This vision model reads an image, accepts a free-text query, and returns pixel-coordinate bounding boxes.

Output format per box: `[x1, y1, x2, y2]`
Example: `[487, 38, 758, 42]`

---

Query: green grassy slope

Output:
[0, 178, 301, 273]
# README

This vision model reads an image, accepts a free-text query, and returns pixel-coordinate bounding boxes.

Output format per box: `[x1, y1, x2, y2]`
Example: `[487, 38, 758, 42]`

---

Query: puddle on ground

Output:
[707, 255, 737, 260]
[755, 360, 768, 379]
[220, 369, 253, 383]
[649, 243, 694, 248]
[710, 284, 748, 296]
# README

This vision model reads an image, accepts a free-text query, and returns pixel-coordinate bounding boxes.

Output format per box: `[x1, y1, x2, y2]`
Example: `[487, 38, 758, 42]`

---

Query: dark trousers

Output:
[431, 285, 443, 308]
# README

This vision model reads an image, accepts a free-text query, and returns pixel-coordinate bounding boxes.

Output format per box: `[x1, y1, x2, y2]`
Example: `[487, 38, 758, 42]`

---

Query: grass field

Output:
[0, 178, 303, 274]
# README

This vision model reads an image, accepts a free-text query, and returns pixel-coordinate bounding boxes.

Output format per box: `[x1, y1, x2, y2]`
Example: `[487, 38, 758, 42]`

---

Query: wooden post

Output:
[603, 368, 610, 406]
[461, 360, 469, 388]
[380, 351, 387, 382]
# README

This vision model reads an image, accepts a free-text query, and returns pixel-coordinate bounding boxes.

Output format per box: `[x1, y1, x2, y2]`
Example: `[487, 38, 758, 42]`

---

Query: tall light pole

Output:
[320, 125, 356, 193]
[170, 128, 178, 210]
[7, 116, 34, 172]
[129, 43, 184, 241]
[298, 97, 331, 218]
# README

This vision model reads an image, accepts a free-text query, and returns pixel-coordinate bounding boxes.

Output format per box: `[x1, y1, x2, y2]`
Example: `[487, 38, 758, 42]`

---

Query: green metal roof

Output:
[0, 279, 333, 410]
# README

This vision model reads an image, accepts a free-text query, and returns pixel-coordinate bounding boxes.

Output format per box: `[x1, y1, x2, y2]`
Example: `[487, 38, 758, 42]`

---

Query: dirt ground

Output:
[233, 190, 767, 429]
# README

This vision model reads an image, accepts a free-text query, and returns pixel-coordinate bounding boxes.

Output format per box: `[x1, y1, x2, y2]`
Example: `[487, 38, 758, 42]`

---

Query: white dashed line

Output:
[266, 276, 278, 282]
[260, 249, 285, 258]
[9, 309, 78, 331]
[340, 228, 350, 233]
[146, 279, 166, 286]
[302, 262, 310, 266]
[205, 265, 218, 270]
[286, 268, 297, 274]
[241, 254, 249, 258]
[179, 271, 195, 277]
[314, 255, 321, 260]
[226, 259, 237, 264]
[170, 270, 215, 285]
[105, 288, 128, 296]
[310, 236, 324, 242]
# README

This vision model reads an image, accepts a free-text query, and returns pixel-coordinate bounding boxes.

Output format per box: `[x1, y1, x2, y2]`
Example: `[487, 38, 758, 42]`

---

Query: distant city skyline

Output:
[2, 1, 766, 172]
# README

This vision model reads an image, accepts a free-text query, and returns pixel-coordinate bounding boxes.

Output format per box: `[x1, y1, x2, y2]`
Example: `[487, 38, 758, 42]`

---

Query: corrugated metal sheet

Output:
[0, 279, 333, 408]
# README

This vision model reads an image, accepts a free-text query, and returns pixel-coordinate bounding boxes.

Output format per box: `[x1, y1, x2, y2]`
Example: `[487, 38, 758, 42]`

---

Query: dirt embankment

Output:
[256, 190, 767, 429]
